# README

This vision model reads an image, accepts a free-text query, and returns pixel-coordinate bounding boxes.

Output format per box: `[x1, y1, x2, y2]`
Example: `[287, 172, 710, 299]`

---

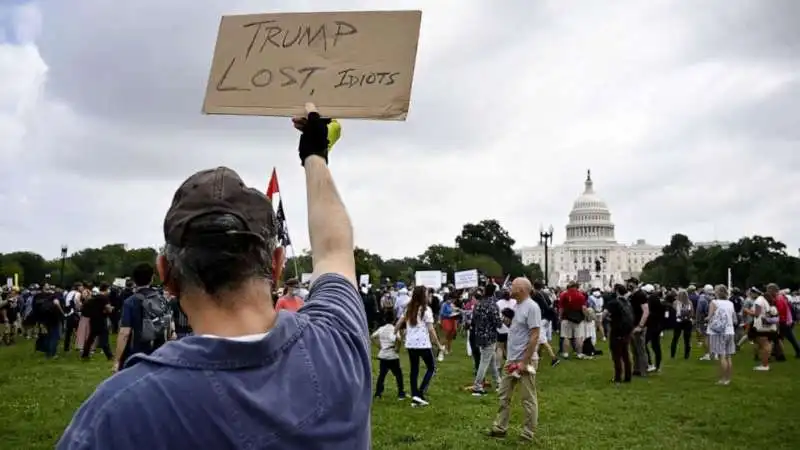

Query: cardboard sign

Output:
[359, 274, 370, 286]
[203, 10, 422, 120]
[415, 270, 442, 289]
[454, 269, 478, 289]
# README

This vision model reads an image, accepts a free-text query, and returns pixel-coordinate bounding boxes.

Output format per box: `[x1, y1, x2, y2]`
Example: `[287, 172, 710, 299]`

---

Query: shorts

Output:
[497, 332, 508, 343]
[441, 318, 458, 338]
[755, 330, 777, 339]
[561, 320, 584, 339]
[709, 334, 736, 356]
[538, 320, 552, 344]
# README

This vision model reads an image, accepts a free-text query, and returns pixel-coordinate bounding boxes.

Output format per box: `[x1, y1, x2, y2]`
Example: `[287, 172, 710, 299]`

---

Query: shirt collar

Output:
[127, 310, 305, 370]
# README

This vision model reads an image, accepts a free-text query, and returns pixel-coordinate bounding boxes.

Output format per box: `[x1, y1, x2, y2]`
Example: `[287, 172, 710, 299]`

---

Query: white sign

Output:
[415, 270, 442, 289]
[301, 273, 313, 284]
[6, 277, 12, 289]
[112, 278, 127, 288]
[454, 269, 479, 289]
[440, 272, 447, 284]
[359, 274, 370, 286]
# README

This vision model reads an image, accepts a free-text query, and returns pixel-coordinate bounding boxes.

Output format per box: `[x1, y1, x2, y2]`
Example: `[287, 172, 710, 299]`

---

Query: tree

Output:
[640, 234, 800, 289]
[462, 254, 503, 278]
[418, 245, 466, 273]
[523, 263, 544, 282]
[455, 219, 526, 276]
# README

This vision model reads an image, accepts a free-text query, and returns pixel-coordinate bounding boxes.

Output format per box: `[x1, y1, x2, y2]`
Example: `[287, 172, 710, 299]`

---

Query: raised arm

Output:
[298, 103, 356, 287]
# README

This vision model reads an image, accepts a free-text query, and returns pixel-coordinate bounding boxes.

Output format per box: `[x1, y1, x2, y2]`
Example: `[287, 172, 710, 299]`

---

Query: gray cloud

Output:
[1, 0, 798, 261]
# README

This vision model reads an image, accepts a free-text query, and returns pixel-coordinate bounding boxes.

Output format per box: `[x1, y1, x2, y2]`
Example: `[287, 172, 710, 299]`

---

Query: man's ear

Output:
[156, 255, 179, 296]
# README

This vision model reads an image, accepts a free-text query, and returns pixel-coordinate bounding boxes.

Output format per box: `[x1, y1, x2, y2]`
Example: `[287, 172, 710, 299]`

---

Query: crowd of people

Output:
[362, 279, 800, 392]
[2, 107, 798, 448]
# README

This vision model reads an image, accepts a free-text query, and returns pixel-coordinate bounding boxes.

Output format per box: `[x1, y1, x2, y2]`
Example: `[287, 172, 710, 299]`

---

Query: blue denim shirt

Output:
[58, 274, 371, 450]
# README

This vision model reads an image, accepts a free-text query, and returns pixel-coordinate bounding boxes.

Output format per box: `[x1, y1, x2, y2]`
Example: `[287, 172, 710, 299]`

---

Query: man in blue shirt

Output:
[58, 104, 370, 450]
[113, 263, 165, 372]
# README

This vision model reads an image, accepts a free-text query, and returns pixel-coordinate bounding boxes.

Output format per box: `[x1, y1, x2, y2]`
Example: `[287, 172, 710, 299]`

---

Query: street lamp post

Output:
[97, 271, 105, 283]
[59, 245, 68, 287]
[539, 225, 554, 286]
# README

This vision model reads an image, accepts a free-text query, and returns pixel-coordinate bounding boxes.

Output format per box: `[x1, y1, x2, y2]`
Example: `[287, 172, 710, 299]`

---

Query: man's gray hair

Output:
[162, 214, 275, 298]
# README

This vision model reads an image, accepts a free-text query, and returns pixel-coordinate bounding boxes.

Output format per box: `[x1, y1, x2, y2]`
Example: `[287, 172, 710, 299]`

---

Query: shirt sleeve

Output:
[120, 297, 134, 328]
[424, 307, 434, 325]
[302, 273, 368, 336]
[527, 303, 542, 330]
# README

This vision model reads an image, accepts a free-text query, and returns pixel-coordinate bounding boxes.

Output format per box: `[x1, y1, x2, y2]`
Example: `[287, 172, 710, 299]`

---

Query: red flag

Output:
[266, 168, 280, 201]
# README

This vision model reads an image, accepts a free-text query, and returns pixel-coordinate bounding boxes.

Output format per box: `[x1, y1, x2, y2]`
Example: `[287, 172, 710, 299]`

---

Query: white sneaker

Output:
[562, 353, 569, 359]
[576, 353, 586, 360]
[437, 352, 444, 362]
[647, 365, 657, 373]
[699, 354, 711, 361]
[753, 365, 770, 371]
[411, 396, 429, 406]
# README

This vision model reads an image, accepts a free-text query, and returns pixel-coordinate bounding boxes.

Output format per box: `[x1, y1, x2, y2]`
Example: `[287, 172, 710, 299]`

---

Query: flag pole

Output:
[266, 167, 300, 280]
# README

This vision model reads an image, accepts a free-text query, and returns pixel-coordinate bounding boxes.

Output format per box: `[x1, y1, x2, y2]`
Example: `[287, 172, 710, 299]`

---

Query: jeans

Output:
[63, 314, 79, 352]
[469, 330, 481, 374]
[375, 358, 404, 397]
[645, 326, 662, 370]
[407, 348, 435, 399]
[81, 321, 113, 360]
[671, 320, 692, 359]
[779, 323, 800, 357]
[473, 343, 501, 389]
[45, 323, 61, 358]
[610, 335, 631, 382]
[630, 328, 648, 375]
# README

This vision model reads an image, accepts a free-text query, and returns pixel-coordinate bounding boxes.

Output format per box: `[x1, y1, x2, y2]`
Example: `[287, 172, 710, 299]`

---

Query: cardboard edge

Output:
[202, 16, 228, 115]
[203, 105, 408, 121]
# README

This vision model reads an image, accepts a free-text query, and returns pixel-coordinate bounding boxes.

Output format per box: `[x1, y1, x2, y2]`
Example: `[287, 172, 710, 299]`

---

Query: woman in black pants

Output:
[645, 291, 664, 372]
[396, 286, 443, 407]
[671, 289, 694, 359]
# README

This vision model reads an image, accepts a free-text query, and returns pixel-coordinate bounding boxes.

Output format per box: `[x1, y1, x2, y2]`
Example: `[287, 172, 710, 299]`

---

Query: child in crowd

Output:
[371, 311, 406, 400]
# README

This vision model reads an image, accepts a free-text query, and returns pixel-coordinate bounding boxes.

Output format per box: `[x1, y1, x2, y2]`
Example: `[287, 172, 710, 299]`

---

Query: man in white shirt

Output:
[494, 285, 516, 364]
[63, 284, 83, 352]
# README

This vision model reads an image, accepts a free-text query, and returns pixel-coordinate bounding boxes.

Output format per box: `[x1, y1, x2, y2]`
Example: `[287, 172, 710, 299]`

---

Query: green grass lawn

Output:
[1, 334, 798, 449]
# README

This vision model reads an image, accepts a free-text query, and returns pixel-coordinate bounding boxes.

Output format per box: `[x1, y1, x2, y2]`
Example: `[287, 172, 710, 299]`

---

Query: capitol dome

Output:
[565, 170, 616, 243]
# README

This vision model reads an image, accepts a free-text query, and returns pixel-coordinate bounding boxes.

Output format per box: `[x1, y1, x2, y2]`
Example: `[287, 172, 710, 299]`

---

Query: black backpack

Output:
[730, 295, 743, 314]
[135, 290, 170, 342]
[533, 292, 556, 322]
[617, 296, 635, 334]
[33, 292, 57, 320]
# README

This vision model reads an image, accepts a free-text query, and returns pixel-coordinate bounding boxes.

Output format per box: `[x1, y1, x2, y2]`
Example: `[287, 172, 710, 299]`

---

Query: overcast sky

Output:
[1, 0, 798, 260]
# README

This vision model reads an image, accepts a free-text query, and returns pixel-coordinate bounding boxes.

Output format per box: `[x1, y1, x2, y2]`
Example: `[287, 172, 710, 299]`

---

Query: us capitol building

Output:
[518, 171, 662, 288]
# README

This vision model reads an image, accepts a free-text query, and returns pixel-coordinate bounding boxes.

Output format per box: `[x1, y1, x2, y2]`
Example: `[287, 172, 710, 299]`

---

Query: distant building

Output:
[518, 171, 662, 288]
[693, 240, 732, 250]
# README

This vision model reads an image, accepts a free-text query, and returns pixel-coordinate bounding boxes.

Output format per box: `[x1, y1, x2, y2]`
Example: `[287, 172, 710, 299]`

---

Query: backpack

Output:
[617, 296, 635, 335]
[791, 301, 800, 323]
[533, 292, 556, 323]
[730, 296, 743, 314]
[135, 290, 170, 342]
[380, 294, 395, 310]
[33, 292, 57, 320]
[708, 302, 731, 334]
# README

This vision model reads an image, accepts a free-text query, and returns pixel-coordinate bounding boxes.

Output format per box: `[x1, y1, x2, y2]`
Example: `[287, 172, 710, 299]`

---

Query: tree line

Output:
[0, 220, 542, 288]
[4, 225, 794, 290]
[640, 234, 800, 289]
